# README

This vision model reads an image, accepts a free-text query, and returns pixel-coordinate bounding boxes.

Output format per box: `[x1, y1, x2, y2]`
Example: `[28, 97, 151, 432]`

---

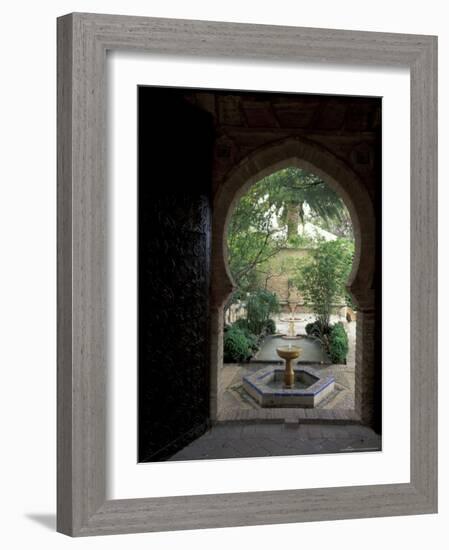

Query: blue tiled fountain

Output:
[243, 344, 335, 408]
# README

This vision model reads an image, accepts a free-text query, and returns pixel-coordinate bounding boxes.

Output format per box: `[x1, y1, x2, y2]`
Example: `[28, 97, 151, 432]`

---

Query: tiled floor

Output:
[169, 421, 381, 461]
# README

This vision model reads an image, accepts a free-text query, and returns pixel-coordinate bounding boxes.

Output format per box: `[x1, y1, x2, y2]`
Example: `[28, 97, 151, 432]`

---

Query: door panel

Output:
[138, 87, 214, 461]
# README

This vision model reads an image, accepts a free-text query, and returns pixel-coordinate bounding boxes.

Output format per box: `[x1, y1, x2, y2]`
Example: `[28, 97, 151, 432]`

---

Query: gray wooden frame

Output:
[57, 12, 438, 537]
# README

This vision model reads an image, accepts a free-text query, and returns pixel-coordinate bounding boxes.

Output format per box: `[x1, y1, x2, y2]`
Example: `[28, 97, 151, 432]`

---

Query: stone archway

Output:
[210, 137, 378, 428]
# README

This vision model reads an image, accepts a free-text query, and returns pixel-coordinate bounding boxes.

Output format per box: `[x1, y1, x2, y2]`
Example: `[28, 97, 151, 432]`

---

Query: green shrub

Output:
[264, 319, 276, 335]
[305, 320, 330, 338]
[293, 238, 354, 333]
[245, 331, 259, 353]
[328, 322, 349, 364]
[233, 318, 250, 333]
[232, 319, 259, 350]
[246, 289, 280, 335]
[223, 325, 253, 363]
[305, 320, 348, 363]
[305, 321, 320, 337]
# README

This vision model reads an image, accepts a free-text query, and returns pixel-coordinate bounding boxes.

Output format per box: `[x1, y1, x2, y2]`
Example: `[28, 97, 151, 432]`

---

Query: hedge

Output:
[223, 325, 254, 363]
[328, 322, 349, 364]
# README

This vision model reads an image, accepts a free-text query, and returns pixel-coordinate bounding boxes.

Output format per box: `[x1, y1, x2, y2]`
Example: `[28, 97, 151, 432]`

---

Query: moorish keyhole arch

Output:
[210, 137, 378, 427]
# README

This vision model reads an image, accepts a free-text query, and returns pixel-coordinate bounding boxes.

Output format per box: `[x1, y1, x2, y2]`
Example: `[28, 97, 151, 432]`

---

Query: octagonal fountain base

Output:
[242, 365, 335, 408]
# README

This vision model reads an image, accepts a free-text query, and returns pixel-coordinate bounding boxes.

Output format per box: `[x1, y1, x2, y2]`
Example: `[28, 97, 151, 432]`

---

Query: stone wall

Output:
[263, 248, 347, 315]
[188, 89, 382, 432]
[263, 247, 308, 304]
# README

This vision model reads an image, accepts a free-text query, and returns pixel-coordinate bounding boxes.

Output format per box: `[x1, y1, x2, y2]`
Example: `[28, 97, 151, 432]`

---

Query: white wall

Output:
[0, 0, 445, 548]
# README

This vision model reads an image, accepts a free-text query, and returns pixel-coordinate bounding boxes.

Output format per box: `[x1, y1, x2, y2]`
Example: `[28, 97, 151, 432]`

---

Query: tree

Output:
[260, 167, 352, 240]
[227, 167, 352, 296]
[292, 238, 354, 332]
[227, 182, 286, 294]
[226, 167, 355, 325]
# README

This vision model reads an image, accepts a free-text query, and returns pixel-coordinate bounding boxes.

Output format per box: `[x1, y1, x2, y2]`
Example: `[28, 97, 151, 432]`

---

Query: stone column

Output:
[209, 304, 224, 423]
[354, 307, 381, 431]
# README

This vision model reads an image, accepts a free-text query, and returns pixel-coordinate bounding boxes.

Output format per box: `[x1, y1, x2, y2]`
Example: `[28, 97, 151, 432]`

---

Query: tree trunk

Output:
[286, 203, 300, 240]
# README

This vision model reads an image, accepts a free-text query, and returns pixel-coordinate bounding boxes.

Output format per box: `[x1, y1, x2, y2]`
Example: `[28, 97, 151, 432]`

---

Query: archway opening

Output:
[210, 138, 378, 432]
[218, 166, 357, 420]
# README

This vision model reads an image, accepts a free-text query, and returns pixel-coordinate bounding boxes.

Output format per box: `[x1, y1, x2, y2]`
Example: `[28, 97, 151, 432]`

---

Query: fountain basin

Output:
[242, 365, 335, 408]
[276, 345, 301, 361]
[252, 335, 329, 364]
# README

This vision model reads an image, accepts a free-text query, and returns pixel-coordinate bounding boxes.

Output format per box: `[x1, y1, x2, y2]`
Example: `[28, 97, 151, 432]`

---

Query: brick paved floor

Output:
[169, 422, 381, 461]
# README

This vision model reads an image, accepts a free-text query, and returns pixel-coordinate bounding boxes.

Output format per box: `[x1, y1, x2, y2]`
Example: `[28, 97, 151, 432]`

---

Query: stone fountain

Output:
[276, 344, 301, 387]
[242, 342, 335, 408]
[281, 301, 301, 340]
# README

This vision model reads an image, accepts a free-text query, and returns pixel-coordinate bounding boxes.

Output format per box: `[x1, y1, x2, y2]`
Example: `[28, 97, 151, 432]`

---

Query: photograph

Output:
[138, 86, 382, 462]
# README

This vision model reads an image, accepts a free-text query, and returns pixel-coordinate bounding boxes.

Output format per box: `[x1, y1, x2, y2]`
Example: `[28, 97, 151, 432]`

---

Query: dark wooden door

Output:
[138, 87, 214, 461]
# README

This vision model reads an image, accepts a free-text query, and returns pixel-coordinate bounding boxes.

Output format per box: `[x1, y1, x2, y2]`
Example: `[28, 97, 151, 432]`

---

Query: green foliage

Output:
[264, 318, 277, 335]
[227, 182, 286, 293]
[233, 313, 276, 340]
[305, 320, 328, 338]
[223, 325, 253, 363]
[226, 167, 353, 295]
[284, 233, 310, 249]
[345, 290, 357, 311]
[293, 238, 354, 332]
[233, 318, 250, 333]
[225, 167, 354, 362]
[328, 322, 349, 364]
[232, 319, 259, 351]
[246, 289, 280, 335]
[305, 320, 348, 363]
[223, 313, 276, 363]
[258, 167, 353, 240]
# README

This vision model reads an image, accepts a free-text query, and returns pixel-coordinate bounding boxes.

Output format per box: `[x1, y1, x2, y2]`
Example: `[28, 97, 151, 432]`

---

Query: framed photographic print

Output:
[57, 12, 437, 536]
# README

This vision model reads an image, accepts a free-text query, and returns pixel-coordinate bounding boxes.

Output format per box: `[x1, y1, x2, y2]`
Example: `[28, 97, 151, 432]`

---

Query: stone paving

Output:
[168, 319, 373, 462]
[169, 422, 381, 461]
[218, 319, 356, 421]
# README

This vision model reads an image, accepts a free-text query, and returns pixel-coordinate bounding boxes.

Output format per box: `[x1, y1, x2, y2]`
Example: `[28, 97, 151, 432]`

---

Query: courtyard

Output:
[218, 314, 357, 422]
[168, 315, 380, 462]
